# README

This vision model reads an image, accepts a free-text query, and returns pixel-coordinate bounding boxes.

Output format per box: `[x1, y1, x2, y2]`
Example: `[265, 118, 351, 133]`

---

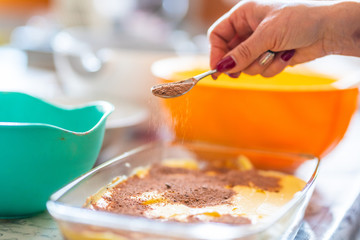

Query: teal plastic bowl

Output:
[0, 92, 113, 218]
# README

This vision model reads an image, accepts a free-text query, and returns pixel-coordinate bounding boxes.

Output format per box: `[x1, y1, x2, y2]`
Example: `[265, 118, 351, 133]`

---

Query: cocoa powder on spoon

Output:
[152, 80, 195, 98]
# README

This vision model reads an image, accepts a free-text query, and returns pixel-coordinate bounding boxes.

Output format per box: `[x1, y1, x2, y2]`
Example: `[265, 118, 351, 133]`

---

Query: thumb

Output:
[216, 31, 270, 73]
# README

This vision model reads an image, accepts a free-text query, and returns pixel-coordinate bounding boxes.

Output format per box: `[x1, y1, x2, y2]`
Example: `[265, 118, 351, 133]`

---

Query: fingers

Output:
[241, 50, 296, 77]
[213, 49, 296, 79]
[259, 51, 275, 66]
[208, 1, 300, 78]
[228, 72, 241, 78]
[208, 14, 236, 71]
[241, 51, 275, 76]
[208, 7, 255, 71]
[261, 50, 295, 77]
[214, 30, 270, 74]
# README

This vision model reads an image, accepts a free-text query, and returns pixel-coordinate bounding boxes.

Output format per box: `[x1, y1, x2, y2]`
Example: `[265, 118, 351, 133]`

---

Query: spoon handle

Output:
[193, 69, 217, 82]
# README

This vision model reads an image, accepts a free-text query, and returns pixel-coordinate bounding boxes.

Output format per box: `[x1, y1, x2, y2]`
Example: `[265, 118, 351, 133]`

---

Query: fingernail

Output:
[216, 55, 236, 72]
[211, 74, 218, 80]
[228, 72, 241, 78]
[280, 49, 295, 62]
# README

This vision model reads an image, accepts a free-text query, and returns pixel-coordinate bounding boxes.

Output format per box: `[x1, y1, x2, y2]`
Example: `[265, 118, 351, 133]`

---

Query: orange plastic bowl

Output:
[152, 56, 359, 158]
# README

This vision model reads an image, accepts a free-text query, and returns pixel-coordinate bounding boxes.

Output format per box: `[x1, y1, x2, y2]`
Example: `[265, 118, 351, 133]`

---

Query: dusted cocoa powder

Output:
[88, 163, 281, 224]
[152, 80, 194, 97]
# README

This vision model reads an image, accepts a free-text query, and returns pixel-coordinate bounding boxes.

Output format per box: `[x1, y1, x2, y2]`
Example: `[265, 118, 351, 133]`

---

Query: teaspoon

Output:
[151, 69, 217, 98]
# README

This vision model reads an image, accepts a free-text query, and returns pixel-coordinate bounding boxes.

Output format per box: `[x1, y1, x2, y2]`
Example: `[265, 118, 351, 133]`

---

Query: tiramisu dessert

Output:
[85, 156, 306, 225]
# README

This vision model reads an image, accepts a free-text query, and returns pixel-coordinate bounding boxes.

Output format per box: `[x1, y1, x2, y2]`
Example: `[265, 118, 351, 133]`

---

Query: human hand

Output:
[208, 0, 360, 78]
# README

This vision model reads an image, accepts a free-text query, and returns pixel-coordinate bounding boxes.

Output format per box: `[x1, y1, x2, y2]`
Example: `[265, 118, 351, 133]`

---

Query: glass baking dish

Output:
[47, 141, 319, 240]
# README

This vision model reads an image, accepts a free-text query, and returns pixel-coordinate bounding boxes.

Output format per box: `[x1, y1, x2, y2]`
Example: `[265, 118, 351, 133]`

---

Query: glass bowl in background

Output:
[47, 141, 319, 240]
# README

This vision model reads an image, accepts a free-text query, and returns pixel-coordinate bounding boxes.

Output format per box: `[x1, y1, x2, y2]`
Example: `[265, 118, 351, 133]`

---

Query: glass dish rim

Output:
[47, 141, 320, 239]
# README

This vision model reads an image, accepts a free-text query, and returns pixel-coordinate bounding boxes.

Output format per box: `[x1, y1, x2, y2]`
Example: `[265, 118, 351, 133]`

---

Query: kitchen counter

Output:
[297, 112, 360, 240]
[1, 111, 360, 240]
[0, 212, 60, 240]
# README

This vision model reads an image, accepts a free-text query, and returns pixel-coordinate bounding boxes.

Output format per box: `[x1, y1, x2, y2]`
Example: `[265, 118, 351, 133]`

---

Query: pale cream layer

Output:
[128, 171, 305, 224]
[89, 159, 306, 224]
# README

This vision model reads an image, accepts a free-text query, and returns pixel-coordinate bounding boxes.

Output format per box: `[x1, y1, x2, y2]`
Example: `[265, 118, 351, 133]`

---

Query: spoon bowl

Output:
[151, 69, 217, 98]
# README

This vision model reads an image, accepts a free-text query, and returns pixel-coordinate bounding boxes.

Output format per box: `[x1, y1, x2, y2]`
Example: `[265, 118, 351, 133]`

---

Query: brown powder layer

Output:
[149, 165, 234, 208]
[218, 169, 281, 192]
[88, 163, 281, 224]
[91, 175, 150, 216]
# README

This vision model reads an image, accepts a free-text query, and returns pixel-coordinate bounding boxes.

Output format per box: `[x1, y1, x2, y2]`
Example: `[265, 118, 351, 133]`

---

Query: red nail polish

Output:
[280, 50, 295, 62]
[216, 56, 236, 72]
[228, 72, 241, 78]
[211, 74, 218, 80]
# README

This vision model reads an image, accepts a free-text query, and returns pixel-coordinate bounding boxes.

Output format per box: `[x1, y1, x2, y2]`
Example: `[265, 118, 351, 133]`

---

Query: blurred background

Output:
[0, 0, 236, 162]
[2, 0, 360, 163]
[0, 0, 235, 98]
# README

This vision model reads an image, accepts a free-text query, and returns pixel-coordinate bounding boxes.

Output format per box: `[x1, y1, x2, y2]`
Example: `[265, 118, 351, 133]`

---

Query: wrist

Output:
[326, 1, 360, 57]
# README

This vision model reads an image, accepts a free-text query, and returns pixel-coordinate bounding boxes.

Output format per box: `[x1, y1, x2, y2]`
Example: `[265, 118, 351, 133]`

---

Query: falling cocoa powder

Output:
[151, 80, 194, 97]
